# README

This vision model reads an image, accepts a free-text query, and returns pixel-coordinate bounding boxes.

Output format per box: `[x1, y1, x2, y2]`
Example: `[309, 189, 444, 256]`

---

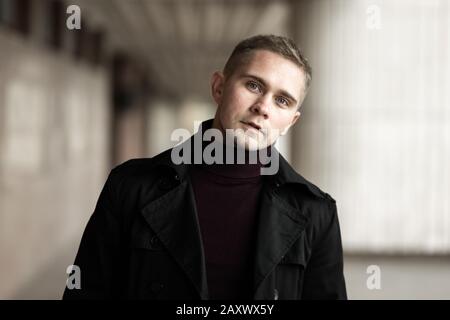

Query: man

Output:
[63, 35, 347, 300]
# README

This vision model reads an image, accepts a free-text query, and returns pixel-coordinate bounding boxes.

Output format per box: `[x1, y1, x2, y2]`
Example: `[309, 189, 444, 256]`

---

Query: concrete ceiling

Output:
[65, 0, 293, 101]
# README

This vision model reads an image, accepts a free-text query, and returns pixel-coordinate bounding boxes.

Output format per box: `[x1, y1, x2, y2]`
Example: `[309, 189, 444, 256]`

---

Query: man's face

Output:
[211, 49, 305, 150]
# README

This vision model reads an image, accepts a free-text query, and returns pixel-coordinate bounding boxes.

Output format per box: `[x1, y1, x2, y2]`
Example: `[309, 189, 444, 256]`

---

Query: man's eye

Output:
[246, 81, 261, 92]
[276, 96, 289, 107]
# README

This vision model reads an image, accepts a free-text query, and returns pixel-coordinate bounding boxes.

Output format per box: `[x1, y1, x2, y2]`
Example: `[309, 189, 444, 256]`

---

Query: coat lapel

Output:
[252, 182, 310, 299]
[140, 178, 209, 300]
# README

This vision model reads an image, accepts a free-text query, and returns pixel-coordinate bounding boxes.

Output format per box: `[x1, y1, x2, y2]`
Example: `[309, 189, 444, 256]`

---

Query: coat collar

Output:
[151, 118, 326, 200]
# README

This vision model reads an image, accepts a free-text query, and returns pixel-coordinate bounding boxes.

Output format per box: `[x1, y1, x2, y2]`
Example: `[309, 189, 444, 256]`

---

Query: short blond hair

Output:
[223, 34, 312, 97]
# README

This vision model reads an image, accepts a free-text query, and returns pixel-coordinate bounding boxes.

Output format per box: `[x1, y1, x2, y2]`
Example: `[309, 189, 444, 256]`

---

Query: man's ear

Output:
[291, 110, 301, 126]
[281, 111, 301, 135]
[211, 71, 225, 105]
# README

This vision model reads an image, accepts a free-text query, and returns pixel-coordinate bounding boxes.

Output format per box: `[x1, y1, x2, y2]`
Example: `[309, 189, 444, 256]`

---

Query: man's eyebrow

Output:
[242, 73, 298, 106]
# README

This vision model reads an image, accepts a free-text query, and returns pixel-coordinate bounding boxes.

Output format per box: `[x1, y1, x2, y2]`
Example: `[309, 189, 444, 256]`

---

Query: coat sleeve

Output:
[301, 198, 347, 300]
[62, 170, 122, 299]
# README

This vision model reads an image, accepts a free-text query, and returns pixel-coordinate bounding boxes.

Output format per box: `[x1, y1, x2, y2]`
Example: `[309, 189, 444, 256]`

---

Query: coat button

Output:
[174, 174, 180, 181]
[150, 235, 159, 245]
[274, 289, 279, 300]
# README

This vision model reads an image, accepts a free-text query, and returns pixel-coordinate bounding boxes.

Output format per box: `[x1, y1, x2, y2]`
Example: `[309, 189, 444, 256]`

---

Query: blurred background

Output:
[0, 0, 449, 299]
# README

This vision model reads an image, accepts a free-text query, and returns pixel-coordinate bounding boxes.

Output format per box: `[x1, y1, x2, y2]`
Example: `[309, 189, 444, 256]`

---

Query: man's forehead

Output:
[234, 50, 305, 99]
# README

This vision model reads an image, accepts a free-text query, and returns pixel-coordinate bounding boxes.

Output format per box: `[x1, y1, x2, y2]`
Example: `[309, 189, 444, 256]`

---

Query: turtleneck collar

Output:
[193, 119, 272, 179]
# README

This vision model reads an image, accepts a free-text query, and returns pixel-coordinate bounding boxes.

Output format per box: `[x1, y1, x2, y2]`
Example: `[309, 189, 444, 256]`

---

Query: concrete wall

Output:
[0, 28, 110, 298]
[292, 0, 450, 253]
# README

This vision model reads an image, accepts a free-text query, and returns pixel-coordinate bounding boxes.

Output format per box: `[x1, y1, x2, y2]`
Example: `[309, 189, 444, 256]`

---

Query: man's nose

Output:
[250, 95, 271, 119]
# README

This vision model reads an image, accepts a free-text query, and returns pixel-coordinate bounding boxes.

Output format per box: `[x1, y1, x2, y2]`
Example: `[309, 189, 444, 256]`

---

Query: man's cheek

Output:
[268, 131, 280, 145]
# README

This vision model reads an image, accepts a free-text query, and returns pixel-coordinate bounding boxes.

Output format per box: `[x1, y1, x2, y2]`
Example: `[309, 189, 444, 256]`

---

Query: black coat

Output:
[63, 128, 347, 300]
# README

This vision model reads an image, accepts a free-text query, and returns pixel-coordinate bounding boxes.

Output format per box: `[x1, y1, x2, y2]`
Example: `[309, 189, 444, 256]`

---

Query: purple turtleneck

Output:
[189, 140, 266, 299]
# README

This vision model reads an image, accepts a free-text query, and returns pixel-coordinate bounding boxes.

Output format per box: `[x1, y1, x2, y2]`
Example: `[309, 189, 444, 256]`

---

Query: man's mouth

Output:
[241, 121, 262, 131]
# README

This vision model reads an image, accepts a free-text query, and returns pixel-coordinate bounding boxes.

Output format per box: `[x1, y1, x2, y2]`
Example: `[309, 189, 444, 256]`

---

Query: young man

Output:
[63, 35, 347, 300]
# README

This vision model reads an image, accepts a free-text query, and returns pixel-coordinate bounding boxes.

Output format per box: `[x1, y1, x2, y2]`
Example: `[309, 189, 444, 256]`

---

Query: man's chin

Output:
[234, 135, 269, 151]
